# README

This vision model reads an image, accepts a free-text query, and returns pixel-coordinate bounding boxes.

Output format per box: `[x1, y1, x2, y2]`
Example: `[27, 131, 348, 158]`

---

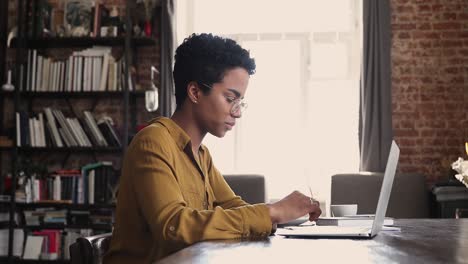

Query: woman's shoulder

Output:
[139, 122, 171, 138]
[129, 122, 174, 151]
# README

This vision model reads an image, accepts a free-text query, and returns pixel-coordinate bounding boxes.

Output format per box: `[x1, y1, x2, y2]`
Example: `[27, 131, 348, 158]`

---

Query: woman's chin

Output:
[210, 129, 227, 138]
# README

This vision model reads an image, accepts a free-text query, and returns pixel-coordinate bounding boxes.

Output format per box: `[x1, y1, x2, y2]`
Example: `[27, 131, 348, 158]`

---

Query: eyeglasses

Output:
[200, 83, 248, 116]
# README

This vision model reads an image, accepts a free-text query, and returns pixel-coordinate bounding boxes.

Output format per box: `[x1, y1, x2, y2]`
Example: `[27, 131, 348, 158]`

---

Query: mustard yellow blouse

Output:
[104, 117, 272, 263]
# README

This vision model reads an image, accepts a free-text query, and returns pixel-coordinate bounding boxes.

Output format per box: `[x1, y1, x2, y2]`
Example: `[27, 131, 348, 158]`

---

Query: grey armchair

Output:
[224, 174, 266, 204]
[331, 172, 431, 218]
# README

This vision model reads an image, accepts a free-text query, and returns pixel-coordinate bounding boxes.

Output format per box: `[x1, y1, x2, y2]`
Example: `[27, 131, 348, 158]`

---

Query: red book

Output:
[33, 230, 59, 259]
[53, 169, 81, 175]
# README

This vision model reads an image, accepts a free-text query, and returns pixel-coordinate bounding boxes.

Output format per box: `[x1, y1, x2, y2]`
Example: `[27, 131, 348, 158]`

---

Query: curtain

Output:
[359, 0, 393, 172]
[159, 0, 176, 117]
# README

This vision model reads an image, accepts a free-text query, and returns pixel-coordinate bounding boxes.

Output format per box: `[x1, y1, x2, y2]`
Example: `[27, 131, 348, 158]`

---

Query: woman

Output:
[104, 33, 321, 263]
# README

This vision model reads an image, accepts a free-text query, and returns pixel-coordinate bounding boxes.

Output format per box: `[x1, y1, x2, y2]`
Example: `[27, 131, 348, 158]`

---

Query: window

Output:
[176, 0, 362, 212]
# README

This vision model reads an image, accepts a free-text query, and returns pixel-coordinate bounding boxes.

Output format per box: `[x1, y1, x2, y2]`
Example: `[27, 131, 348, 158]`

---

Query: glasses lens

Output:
[240, 102, 248, 111]
[231, 101, 247, 115]
[231, 104, 240, 115]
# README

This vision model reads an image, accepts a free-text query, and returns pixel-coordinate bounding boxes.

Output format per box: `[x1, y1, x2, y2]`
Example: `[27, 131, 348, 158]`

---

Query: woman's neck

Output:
[171, 110, 206, 154]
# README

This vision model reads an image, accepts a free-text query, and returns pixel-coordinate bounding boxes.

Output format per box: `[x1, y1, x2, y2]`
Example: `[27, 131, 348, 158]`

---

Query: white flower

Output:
[451, 157, 468, 175]
[455, 174, 468, 188]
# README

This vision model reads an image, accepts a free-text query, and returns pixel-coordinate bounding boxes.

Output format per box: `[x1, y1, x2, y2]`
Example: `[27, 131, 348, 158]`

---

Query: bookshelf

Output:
[0, 257, 71, 264]
[0, 201, 115, 231]
[1, 0, 161, 262]
[2, 146, 122, 153]
[10, 36, 156, 49]
[0, 91, 145, 99]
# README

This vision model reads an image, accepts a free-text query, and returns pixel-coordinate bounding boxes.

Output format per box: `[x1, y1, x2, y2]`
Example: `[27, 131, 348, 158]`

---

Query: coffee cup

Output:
[330, 204, 358, 217]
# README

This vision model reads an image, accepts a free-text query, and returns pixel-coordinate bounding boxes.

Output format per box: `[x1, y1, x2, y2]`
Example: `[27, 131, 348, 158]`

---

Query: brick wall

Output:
[391, 0, 468, 185]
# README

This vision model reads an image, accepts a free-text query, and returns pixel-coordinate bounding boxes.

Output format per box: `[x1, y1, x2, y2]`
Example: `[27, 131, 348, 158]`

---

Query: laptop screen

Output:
[371, 140, 400, 236]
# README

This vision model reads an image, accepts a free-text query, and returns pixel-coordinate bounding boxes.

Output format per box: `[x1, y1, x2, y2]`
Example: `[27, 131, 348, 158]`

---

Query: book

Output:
[97, 119, 121, 147]
[26, 50, 32, 91]
[23, 235, 44, 259]
[0, 229, 24, 257]
[99, 53, 110, 91]
[316, 215, 394, 227]
[31, 50, 37, 91]
[44, 108, 63, 147]
[33, 229, 59, 260]
[16, 112, 21, 147]
[83, 111, 108, 147]
[80, 161, 112, 204]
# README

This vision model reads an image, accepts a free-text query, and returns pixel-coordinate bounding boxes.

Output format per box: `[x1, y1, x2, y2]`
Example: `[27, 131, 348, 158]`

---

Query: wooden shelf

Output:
[16, 146, 122, 153]
[18, 260, 70, 264]
[11, 36, 156, 48]
[0, 91, 145, 98]
[0, 257, 70, 264]
[0, 201, 115, 210]
[24, 224, 112, 231]
[0, 146, 14, 151]
[0, 223, 111, 231]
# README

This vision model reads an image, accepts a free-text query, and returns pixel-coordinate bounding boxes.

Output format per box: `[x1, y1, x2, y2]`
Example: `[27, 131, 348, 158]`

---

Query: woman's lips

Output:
[225, 122, 235, 129]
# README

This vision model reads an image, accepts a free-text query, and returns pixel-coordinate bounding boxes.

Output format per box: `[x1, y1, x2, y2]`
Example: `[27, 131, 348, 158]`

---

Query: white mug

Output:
[330, 204, 358, 217]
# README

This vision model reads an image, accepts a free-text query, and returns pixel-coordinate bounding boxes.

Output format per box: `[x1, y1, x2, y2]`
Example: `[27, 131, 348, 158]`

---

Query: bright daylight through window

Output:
[176, 0, 363, 212]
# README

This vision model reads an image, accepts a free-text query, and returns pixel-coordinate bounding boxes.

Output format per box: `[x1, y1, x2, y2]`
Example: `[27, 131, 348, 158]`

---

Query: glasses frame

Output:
[199, 82, 248, 116]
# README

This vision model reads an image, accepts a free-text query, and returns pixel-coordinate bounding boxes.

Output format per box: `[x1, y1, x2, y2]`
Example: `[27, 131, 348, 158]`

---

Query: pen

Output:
[308, 186, 316, 205]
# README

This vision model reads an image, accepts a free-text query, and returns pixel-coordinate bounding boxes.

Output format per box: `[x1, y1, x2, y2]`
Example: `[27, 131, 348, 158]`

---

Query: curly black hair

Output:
[173, 33, 256, 109]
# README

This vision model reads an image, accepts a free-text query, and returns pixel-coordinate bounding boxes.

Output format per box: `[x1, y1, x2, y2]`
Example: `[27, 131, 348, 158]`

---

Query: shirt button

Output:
[169, 226, 175, 232]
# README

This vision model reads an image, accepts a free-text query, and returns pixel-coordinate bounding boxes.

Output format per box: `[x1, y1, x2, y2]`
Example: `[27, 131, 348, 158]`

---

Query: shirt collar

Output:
[151, 117, 192, 151]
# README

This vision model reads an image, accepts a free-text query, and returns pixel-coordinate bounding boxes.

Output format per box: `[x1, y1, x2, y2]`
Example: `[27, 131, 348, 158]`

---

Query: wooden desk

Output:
[156, 219, 468, 263]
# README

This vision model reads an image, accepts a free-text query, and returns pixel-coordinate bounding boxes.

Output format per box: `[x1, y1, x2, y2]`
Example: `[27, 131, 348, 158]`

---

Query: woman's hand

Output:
[267, 191, 322, 224]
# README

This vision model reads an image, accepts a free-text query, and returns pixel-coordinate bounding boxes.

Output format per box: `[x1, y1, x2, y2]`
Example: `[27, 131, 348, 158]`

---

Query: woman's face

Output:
[194, 67, 249, 138]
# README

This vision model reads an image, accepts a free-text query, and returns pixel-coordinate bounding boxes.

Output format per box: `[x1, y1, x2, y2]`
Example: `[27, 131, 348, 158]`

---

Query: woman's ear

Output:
[187, 82, 200, 104]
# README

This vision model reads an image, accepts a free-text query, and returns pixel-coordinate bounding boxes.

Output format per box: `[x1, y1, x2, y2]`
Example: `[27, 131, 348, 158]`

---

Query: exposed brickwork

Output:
[391, 0, 468, 185]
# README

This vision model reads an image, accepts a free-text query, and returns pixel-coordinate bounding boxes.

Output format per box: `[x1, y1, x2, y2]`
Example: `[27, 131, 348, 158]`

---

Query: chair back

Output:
[70, 232, 112, 264]
[331, 172, 431, 218]
[224, 174, 266, 204]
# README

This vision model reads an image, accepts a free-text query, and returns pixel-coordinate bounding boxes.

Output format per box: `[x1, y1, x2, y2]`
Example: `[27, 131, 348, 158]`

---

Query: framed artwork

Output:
[64, 0, 93, 37]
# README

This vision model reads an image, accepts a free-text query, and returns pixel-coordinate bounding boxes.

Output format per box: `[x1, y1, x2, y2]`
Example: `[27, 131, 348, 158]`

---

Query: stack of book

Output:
[25, 47, 131, 93]
[16, 108, 121, 148]
[23, 228, 92, 260]
[19, 162, 117, 205]
[23, 208, 67, 226]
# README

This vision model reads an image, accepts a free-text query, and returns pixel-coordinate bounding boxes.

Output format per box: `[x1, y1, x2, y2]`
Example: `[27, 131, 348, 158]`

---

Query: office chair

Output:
[70, 232, 112, 264]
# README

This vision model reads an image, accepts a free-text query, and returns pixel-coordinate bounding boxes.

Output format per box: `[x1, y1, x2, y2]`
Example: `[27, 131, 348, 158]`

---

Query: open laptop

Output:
[276, 140, 400, 238]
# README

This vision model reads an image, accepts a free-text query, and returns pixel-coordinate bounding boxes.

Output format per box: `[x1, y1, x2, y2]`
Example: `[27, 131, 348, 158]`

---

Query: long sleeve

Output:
[130, 133, 273, 246]
[105, 118, 274, 263]
[204, 150, 251, 209]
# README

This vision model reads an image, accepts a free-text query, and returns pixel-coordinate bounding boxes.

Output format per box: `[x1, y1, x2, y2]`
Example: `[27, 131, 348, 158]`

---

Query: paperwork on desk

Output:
[315, 216, 395, 227]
